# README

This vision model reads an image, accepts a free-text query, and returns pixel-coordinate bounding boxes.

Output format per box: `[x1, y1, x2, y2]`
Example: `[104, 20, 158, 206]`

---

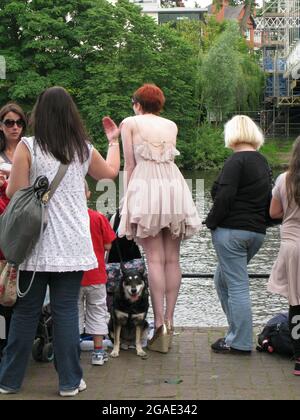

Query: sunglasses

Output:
[2, 119, 25, 129]
[131, 98, 137, 105]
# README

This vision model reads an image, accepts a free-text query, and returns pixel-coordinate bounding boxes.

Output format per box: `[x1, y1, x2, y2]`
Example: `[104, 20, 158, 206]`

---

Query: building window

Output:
[254, 31, 261, 44]
[245, 29, 251, 41]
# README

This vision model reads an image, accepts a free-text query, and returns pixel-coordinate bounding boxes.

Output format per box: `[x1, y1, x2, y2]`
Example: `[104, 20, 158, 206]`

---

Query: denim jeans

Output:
[0, 271, 83, 392]
[212, 228, 265, 351]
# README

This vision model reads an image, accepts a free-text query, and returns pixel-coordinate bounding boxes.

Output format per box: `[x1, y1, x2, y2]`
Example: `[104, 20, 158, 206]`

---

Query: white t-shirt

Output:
[20, 136, 97, 272]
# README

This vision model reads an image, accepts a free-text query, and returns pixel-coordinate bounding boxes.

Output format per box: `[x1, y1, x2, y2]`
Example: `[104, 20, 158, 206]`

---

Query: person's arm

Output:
[269, 196, 284, 219]
[121, 118, 136, 191]
[6, 141, 31, 198]
[0, 179, 10, 213]
[269, 174, 284, 219]
[104, 243, 112, 251]
[205, 158, 242, 230]
[88, 117, 120, 181]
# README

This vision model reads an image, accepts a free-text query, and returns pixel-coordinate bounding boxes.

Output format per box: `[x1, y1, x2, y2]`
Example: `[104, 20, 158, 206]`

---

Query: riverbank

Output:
[261, 138, 294, 169]
[0, 327, 298, 400]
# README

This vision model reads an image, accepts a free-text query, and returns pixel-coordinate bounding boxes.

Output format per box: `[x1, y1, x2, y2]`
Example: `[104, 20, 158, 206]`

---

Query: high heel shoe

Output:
[147, 323, 170, 353]
[165, 320, 174, 349]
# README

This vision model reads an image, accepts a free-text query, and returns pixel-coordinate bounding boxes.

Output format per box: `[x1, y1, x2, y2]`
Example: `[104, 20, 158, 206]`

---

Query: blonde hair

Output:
[224, 115, 264, 150]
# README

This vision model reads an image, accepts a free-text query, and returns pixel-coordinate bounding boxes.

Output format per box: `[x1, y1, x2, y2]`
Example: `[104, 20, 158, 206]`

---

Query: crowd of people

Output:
[0, 83, 299, 397]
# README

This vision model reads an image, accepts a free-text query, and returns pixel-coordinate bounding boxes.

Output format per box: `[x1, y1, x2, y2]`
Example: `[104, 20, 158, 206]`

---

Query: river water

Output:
[89, 169, 287, 327]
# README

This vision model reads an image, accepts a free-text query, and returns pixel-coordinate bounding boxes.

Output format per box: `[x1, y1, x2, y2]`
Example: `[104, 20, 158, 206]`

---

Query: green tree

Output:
[201, 23, 241, 123]
[76, 0, 198, 153]
[200, 22, 264, 122]
[0, 0, 198, 152]
[0, 0, 87, 108]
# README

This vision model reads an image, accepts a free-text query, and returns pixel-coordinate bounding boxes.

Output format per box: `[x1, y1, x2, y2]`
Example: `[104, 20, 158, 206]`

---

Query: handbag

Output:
[0, 142, 69, 297]
[0, 261, 17, 307]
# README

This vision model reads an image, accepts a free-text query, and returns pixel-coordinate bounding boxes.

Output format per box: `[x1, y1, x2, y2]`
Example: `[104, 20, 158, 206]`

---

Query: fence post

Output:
[0, 56, 6, 80]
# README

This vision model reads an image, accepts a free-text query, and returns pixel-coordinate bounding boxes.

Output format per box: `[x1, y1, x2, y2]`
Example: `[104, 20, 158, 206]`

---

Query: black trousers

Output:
[0, 305, 13, 358]
[289, 305, 300, 359]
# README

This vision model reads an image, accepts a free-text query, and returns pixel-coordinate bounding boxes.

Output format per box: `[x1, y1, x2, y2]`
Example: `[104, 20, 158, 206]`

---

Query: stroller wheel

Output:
[42, 343, 54, 363]
[32, 338, 44, 362]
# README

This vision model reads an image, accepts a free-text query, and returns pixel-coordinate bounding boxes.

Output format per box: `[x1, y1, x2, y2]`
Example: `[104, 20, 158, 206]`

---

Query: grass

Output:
[260, 138, 294, 168]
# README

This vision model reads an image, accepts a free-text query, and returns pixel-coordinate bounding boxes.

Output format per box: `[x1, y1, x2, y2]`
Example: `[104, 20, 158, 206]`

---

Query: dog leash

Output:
[114, 232, 126, 272]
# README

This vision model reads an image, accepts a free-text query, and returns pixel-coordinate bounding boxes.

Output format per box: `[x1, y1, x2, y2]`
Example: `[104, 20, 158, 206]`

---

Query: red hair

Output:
[133, 84, 165, 114]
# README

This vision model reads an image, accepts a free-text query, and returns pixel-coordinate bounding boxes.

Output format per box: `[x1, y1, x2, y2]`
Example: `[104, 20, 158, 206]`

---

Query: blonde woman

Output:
[206, 115, 270, 355]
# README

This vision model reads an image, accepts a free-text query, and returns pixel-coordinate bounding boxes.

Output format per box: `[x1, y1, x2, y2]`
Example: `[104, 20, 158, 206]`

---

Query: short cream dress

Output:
[268, 172, 300, 305]
[118, 138, 201, 240]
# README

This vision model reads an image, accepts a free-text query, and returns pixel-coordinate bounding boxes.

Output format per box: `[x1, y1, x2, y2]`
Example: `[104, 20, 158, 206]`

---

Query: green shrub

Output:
[177, 124, 231, 170]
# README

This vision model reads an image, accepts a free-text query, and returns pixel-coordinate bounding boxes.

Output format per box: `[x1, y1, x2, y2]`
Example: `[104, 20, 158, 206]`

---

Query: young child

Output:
[79, 181, 116, 365]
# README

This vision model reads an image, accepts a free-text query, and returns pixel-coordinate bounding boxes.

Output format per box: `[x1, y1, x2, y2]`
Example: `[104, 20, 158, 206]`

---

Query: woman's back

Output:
[125, 115, 177, 146]
[20, 136, 97, 272]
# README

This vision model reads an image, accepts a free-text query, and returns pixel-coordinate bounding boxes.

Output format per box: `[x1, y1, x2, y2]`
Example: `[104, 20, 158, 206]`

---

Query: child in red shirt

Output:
[78, 182, 116, 366]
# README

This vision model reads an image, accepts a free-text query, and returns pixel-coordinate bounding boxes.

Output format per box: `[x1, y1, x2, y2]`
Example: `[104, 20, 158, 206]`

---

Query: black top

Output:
[205, 151, 271, 234]
[107, 209, 142, 263]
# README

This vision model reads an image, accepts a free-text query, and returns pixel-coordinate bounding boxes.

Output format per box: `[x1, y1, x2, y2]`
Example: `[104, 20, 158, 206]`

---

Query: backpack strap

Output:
[42, 164, 69, 204]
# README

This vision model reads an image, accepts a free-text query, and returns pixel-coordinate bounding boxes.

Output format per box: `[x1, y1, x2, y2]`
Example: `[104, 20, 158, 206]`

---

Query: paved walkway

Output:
[0, 327, 299, 400]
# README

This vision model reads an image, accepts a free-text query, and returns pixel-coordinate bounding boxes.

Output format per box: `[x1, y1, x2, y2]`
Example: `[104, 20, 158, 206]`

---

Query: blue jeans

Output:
[212, 228, 265, 351]
[0, 271, 83, 392]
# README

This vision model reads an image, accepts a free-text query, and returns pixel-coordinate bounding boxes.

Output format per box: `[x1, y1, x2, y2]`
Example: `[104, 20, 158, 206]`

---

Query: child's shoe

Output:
[91, 350, 108, 366]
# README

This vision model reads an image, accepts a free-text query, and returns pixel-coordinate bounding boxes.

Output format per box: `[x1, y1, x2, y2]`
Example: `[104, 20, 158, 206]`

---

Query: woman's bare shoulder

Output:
[121, 116, 136, 127]
[160, 117, 178, 133]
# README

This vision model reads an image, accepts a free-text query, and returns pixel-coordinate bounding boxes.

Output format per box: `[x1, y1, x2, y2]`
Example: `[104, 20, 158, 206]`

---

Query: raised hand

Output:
[102, 116, 120, 144]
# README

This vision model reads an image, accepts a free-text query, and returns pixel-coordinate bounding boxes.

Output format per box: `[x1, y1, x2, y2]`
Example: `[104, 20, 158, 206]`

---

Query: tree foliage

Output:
[200, 21, 264, 122]
[0, 0, 198, 152]
[0, 0, 265, 169]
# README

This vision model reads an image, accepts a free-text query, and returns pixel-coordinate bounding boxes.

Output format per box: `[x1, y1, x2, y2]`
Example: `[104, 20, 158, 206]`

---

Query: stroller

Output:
[32, 298, 54, 363]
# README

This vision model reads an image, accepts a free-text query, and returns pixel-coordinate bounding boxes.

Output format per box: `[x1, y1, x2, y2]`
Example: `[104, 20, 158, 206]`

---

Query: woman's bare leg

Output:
[139, 232, 166, 329]
[162, 229, 181, 325]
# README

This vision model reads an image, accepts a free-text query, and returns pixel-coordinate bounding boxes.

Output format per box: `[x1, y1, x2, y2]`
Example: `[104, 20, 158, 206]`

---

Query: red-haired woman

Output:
[117, 84, 201, 355]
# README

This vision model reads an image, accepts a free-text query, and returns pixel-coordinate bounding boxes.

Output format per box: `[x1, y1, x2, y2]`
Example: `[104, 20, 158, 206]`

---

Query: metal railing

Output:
[182, 273, 269, 279]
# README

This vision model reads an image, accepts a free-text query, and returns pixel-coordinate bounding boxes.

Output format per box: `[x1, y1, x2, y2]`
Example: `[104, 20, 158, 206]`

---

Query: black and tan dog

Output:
[108, 268, 149, 358]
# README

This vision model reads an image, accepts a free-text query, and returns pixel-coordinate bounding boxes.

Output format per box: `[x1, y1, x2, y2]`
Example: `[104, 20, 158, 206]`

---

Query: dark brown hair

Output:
[286, 136, 300, 207]
[30, 86, 89, 164]
[0, 102, 27, 152]
[132, 83, 165, 115]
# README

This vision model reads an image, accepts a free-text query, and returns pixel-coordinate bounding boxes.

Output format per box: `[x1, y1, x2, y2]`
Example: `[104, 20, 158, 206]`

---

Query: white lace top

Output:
[20, 136, 98, 272]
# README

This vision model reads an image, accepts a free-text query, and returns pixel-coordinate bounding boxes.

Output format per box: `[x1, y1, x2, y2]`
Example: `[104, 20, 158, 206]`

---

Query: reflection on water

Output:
[89, 170, 287, 327]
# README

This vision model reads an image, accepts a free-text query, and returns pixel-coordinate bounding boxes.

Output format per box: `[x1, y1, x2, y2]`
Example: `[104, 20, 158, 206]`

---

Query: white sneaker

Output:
[91, 351, 108, 366]
[0, 387, 15, 394]
[59, 379, 87, 397]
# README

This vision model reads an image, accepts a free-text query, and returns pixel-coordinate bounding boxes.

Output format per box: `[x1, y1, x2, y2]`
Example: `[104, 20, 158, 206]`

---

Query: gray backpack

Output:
[0, 162, 68, 297]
